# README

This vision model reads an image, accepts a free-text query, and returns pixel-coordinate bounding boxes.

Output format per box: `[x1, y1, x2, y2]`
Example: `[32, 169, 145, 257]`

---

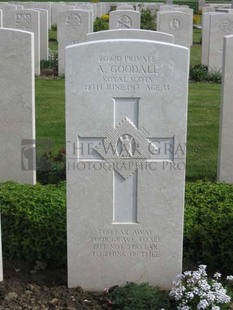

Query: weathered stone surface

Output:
[0, 28, 36, 185]
[109, 10, 141, 29]
[66, 39, 189, 290]
[6, 9, 40, 75]
[157, 11, 193, 47]
[218, 35, 233, 182]
[208, 13, 233, 71]
[36, 8, 48, 60]
[58, 9, 91, 75]
[86, 29, 174, 43]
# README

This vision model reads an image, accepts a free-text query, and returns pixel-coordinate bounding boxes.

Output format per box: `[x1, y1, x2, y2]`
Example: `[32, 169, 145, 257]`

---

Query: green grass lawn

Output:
[35, 78, 65, 156]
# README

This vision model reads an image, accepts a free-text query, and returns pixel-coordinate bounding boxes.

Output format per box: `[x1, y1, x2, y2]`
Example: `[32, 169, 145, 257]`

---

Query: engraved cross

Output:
[77, 98, 174, 224]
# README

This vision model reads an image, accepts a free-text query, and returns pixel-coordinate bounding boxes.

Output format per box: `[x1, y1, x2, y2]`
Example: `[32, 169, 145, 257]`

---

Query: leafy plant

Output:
[140, 7, 156, 31]
[189, 64, 222, 83]
[108, 282, 171, 309]
[40, 50, 58, 76]
[51, 24, 57, 31]
[37, 148, 66, 184]
[193, 14, 201, 25]
[184, 181, 233, 275]
[0, 182, 66, 264]
[94, 16, 109, 32]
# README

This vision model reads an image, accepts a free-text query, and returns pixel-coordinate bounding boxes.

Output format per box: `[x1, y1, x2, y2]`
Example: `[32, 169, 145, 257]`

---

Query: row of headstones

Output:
[57, 8, 193, 74]
[0, 26, 233, 287]
[201, 11, 233, 71]
[0, 1, 192, 26]
[0, 2, 192, 79]
[0, 2, 194, 76]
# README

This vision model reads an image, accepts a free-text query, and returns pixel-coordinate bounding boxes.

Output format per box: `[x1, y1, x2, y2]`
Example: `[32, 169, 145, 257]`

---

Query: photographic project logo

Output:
[21, 139, 36, 171]
[21, 139, 53, 171]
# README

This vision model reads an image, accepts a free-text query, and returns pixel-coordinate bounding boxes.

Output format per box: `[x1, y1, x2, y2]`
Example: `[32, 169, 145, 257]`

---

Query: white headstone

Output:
[86, 29, 174, 43]
[218, 35, 233, 182]
[0, 4, 17, 27]
[175, 7, 193, 15]
[208, 13, 233, 71]
[202, 7, 215, 14]
[0, 10, 2, 27]
[109, 10, 141, 29]
[6, 9, 40, 75]
[66, 38, 189, 290]
[199, 0, 206, 10]
[51, 2, 65, 25]
[159, 5, 179, 12]
[0, 28, 36, 185]
[157, 11, 193, 47]
[36, 8, 48, 60]
[58, 9, 91, 76]
[117, 4, 135, 11]
[31, 3, 51, 29]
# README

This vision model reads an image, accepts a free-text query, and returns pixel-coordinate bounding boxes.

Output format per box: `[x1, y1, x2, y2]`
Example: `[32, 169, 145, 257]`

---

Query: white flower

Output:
[197, 299, 209, 309]
[211, 306, 220, 310]
[185, 291, 194, 299]
[213, 272, 221, 280]
[226, 275, 233, 281]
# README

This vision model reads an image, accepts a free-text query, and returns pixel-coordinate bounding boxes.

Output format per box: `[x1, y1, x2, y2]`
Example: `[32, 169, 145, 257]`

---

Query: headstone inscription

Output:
[0, 28, 36, 185]
[218, 35, 233, 183]
[66, 38, 189, 290]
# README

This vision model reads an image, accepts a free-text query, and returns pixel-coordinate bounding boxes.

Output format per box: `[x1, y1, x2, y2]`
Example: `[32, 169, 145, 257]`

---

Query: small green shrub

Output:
[109, 282, 171, 309]
[37, 148, 66, 184]
[140, 8, 156, 30]
[0, 182, 66, 264]
[206, 70, 222, 83]
[94, 17, 109, 32]
[51, 24, 57, 31]
[189, 64, 222, 83]
[184, 181, 233, 276]
[193, 14, 201, 25]
[40, 50, 58, 76]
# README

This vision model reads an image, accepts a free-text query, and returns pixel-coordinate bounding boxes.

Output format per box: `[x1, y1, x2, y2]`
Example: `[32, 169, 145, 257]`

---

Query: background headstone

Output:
[208, 13, 233, 71]
[86, 29, 174, 43]
[0, 4, 17, 27]
[31, 3, 51, 29]
[157, 11, 193, 47]
[58, 9, 91, 75]
[6, 9, 40, 75]
[109, 10, 141, 29]
[199, 0, 206, 10]
[66, 38, 189, 290]
[218, 35, 233, 182]
[36, 8, 48, 60]
[0, 28, 36, 185]
[0, 10, 2, 27]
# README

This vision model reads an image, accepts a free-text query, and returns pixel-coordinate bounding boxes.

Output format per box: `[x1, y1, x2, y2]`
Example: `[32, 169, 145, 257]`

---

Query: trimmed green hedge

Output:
[0, 182, 66, 264]
[184, 181, 233, 275]
[0, 181, 232, 274]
